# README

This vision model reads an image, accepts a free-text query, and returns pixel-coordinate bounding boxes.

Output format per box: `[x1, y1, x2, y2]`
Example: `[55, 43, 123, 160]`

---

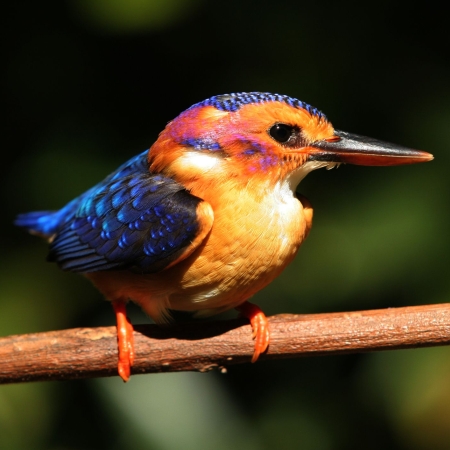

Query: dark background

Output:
[2, 1, 450, 449]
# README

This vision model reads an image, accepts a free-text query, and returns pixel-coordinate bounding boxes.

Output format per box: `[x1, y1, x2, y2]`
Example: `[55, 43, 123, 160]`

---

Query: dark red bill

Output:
[309, 130, 433, 166]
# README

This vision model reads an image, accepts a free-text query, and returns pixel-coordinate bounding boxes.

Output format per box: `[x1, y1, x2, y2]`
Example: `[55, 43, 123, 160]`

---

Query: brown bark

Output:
[1, 303, 450, 384]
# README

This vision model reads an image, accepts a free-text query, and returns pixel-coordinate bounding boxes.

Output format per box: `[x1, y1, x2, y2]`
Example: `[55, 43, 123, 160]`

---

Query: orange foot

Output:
[236, 301, 270, 362]
[112, 301, 135, 382]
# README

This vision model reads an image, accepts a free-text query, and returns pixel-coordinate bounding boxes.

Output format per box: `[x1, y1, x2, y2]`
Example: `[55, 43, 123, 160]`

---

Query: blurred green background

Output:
[2, 1, 450, 449]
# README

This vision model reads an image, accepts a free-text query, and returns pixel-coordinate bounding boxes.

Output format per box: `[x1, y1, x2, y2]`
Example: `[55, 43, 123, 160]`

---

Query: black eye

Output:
[269, 123, 296, 144]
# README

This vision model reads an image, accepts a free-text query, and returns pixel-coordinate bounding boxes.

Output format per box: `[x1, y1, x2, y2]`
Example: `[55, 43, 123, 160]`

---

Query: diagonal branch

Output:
[1, 303, 450, 384]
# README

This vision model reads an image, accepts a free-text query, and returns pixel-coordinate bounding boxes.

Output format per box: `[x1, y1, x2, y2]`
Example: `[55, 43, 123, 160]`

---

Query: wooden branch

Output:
[1, 303, 450, 384]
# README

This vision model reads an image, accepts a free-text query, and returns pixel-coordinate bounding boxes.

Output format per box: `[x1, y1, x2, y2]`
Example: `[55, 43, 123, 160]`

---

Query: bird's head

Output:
[149, 93, 433, 192]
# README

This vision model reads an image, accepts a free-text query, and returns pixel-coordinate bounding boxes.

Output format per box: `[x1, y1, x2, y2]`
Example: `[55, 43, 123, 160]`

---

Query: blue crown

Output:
[190, 92, 325, 119]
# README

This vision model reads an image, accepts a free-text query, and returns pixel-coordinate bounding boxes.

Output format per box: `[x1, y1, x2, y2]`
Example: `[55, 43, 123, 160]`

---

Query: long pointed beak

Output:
[309, 130, 433, 166]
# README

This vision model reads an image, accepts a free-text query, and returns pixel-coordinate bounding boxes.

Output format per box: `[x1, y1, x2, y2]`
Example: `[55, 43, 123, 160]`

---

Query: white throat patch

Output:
[287, 160, 341, 192]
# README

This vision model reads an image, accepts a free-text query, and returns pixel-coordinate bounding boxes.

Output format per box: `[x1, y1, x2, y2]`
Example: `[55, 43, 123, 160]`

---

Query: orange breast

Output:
[87, 177, 312, 323]
[165, 177, 313, 314]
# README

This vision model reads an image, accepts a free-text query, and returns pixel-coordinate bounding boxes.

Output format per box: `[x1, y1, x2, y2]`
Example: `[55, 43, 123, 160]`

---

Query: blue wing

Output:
[16, 150, 209, 273]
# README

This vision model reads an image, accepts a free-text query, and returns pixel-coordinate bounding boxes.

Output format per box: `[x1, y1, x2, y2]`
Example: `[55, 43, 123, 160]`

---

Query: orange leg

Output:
[236, 301, 270, 362]
[112, 301, 135, 382]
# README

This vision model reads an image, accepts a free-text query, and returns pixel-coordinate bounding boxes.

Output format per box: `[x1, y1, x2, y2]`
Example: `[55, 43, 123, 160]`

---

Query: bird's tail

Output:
[15, 196, 80, 240]
[15, 210, 63, 240]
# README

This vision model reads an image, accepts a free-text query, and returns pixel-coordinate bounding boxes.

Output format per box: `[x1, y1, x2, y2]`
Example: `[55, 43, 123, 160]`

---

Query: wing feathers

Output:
[18, 151, 214, 274]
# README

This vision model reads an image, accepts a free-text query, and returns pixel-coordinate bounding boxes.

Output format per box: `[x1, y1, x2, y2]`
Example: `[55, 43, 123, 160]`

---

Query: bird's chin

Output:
[287, 160, 341, 191]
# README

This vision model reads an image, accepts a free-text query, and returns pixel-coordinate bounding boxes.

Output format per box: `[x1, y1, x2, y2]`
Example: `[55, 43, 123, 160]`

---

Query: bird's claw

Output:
[236, 301, 270, 362]
[113, 301, 135, 382]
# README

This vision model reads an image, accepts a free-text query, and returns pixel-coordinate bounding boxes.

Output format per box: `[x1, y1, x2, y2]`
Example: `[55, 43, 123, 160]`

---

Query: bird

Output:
[15, 92, 433, 382]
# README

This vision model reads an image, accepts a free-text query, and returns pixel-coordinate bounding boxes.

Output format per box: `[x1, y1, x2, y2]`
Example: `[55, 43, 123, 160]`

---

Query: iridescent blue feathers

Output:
[15, 150, 203, 273]
[190, 92, 326, 119]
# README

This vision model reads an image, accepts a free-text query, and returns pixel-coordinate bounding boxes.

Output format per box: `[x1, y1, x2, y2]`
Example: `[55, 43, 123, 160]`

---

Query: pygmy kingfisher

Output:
[15, 92, 433, 381]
